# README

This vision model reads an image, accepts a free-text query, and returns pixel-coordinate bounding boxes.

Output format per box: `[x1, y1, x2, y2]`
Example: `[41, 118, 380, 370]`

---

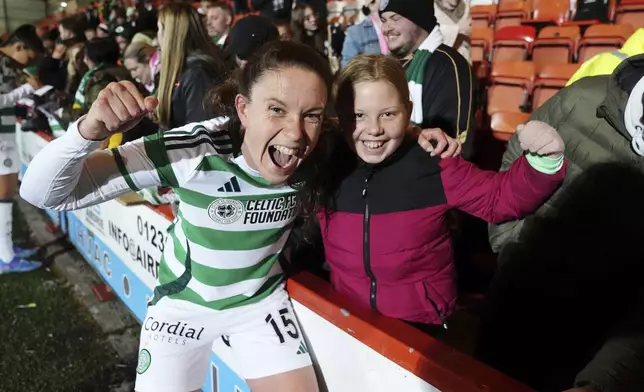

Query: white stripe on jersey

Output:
[182, 170, 297, 197]
[164, 234, 283, 301]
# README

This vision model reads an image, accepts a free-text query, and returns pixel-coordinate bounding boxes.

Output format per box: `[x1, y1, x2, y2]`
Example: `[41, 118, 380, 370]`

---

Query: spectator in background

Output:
[40, 29, 58, 56]
[341, 0, 387, 68]
[380, 0, 476, 159]
[252, 0, 292, 21]
[275, 19, 293, 40]
[206, 2, 234, 47]
[131, 31, 154, 46]
[0, 25, 44, 274]
[123, 41, 156, 93]
[298, 0, 328, 30]
[59, 16, 86, 43]
[225, 15, 279, 69]
[73, 37, 157, 148]
[156, 2, 227, 129]
[84, 25, 97, 41]
[114, 24, 134, 55]
[567, 28, 644, 86]
[434, 0, 471, 64]
[40, 16, 86, 92]
[136, 0, 158, 32]
[96, 23, 111, 38]
[292, 4, 326, 57]
[110, 7, 128, 30]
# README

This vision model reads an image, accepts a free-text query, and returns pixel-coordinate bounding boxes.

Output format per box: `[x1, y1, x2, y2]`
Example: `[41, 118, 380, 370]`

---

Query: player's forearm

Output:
[20, 120, 132, 210]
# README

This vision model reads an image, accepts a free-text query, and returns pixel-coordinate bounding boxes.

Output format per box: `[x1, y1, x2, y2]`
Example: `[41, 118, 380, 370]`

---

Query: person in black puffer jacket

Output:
[155, 2, 227, 130]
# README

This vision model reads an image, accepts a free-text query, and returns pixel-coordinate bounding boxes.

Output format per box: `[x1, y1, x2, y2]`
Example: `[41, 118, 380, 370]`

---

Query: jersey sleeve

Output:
[115, 117, 233, 189]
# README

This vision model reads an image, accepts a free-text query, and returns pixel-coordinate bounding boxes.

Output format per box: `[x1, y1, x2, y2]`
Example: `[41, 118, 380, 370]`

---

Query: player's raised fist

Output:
[78, 81, 158, 141]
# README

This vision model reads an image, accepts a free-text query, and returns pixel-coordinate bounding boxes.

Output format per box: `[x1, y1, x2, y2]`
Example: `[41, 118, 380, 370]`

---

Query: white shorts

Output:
[0, 133, 19, 176]
[134, 285, 312, 392]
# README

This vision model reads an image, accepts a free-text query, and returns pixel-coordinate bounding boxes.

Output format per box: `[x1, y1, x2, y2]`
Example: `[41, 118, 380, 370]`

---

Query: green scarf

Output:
[405, 27, 443, 126]
[73, 63, 105, 110]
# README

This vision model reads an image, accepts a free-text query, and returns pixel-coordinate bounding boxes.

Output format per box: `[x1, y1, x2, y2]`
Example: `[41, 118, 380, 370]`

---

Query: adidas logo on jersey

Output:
[296, 341, 309, 355]
[218, 176, 241, 192]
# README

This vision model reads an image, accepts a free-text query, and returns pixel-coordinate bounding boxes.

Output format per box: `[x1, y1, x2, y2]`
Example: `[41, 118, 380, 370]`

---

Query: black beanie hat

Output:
[379, 0, 437, 34]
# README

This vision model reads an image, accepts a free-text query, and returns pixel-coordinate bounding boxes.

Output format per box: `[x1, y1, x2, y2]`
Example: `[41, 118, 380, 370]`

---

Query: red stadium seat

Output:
[615, 0, 644, 30]
[490, 112, 531, 141]
[471, 5, 497, 29]
[530, 0, 571, 23]
[495, 1, 531, 31]
[487, 60, 536, 114]
[532, 63, 580, 110]
[491, 25, 536, 62]
[471, 27, 494, 63]
[532, 26, 580, 69]
[577, 23, 634, 62]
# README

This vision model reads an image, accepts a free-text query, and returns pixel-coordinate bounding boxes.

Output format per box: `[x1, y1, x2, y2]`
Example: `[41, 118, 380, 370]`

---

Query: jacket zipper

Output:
[362, 170, 378, 310]
[423, 286, 449, 330]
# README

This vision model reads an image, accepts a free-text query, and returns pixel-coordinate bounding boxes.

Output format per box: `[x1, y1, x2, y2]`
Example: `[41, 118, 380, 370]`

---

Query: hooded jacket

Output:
[483, 54, 644, 392]
[318, 136, 566, 325]
[490, 53, 644, 255]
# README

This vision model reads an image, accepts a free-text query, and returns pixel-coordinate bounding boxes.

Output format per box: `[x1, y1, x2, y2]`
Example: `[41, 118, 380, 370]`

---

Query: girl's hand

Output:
[517, 120, 564, 158]
[416, 127, 462, 158]
[79, 81, 158, 141]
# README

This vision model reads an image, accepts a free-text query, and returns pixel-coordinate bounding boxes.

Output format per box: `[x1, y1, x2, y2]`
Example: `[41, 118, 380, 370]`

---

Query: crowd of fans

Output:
[1, 0, 644, 391]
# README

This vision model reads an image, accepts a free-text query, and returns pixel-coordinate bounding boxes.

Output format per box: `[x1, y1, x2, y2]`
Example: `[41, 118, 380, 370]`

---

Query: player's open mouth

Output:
[269, 145, 299, 170]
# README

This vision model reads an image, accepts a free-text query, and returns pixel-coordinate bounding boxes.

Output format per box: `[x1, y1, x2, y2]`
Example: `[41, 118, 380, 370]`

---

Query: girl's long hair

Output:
[156, 2, 225, 128]
[291, 4, 325, 56]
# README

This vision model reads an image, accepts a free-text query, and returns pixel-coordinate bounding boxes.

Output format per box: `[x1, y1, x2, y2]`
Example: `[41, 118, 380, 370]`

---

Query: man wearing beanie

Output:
[380, 0, 476, 159]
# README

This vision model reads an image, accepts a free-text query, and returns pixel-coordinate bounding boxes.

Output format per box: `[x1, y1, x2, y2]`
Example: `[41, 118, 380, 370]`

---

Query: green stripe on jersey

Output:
[170, 233, 281, 286]
[112, 149, 140, 191]
[143, 132, 178, 187]
[157, 260, 285, 310]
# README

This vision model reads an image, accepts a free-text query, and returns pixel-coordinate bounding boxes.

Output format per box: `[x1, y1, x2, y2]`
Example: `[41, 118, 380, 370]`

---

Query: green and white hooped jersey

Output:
[112, 118, 300, 311]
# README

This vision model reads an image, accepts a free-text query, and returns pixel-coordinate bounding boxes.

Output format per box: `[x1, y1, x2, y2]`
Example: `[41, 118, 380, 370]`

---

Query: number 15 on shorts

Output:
[265, 307, 300, 344]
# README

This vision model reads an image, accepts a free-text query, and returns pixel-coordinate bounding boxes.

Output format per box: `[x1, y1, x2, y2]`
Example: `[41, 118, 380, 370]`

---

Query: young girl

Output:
[21, 41, 331, 392]
[317, 54, 567, 330]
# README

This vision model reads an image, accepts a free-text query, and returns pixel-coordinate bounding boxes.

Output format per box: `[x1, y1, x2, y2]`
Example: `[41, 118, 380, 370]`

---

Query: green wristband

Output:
[525, 153, 564, 175]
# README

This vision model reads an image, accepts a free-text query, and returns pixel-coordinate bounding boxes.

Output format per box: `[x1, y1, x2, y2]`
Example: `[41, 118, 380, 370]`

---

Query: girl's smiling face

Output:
[346, 80, 410, 164]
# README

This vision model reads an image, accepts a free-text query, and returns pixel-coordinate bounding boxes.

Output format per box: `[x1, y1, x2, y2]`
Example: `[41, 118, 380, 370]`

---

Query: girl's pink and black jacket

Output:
[317, 138, 566, 325]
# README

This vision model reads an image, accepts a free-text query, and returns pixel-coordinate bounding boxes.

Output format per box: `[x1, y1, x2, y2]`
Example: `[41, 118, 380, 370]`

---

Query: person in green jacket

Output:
[479, 54, 644, 392]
